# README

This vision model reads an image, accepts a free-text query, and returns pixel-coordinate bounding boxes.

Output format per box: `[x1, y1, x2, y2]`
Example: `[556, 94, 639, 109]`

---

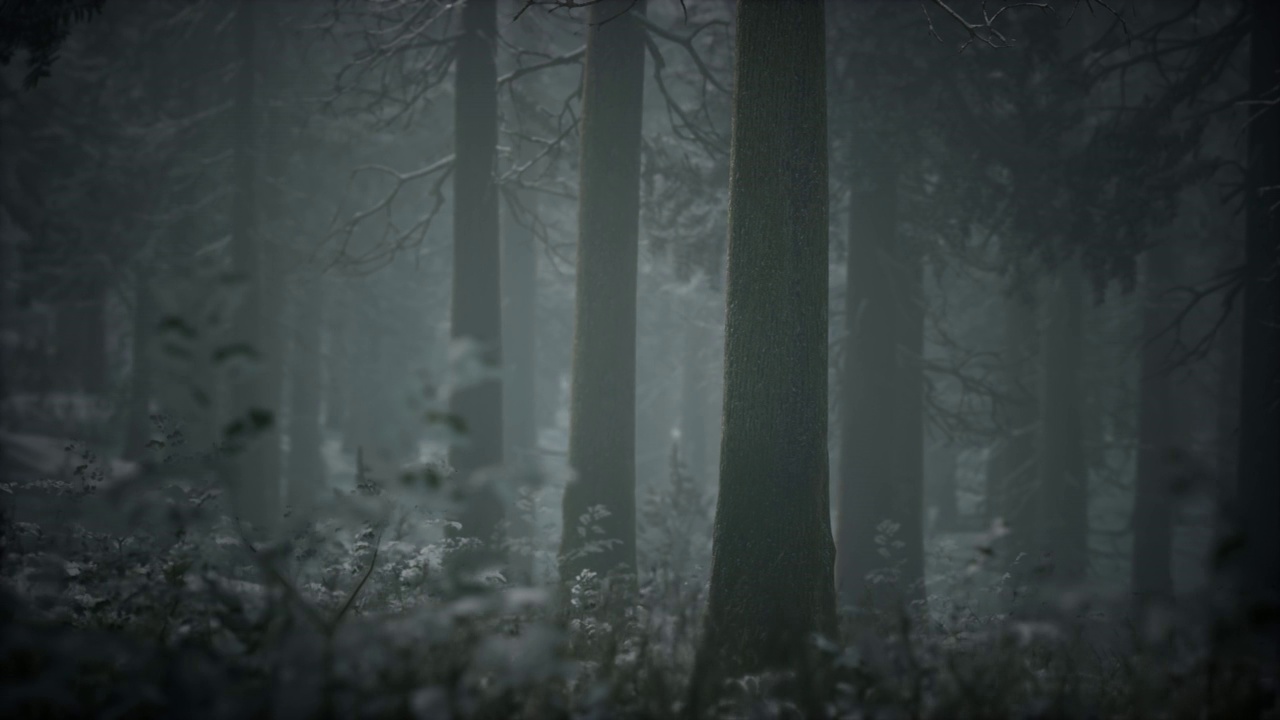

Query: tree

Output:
[286, 280, 325, 518]
[1234, 0, 1280, 644]
[558, 0, 647, 581]
[1131, 240, 1179, 606]
[447, 0, 504, 572]
[836, 133, 907, 606]
[689, 0, 834, 709]
[1036, 256, 1088, 587]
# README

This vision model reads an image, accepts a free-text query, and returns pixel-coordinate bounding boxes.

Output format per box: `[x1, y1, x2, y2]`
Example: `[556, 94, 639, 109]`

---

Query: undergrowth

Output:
[0, 439, 1276, 719]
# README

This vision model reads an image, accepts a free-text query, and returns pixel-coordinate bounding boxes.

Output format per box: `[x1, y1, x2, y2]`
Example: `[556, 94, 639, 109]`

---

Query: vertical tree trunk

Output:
[895, 228, 926, 602]
[124, 271, 154, 460]
[1037, 258, 1088, 586]
[1235, 0, 1280, 639]
[223, 0, 279, 531]
[558, 0, 647, 580]
[690, 0, 834, 710]
[836, 133, 904, 606]
[324, 283, 348, 436]
[502, 195, 538, 581]
[1131, 242, 1178, 606]
[286, 281, 325, 518]
[988, 284, 1039, 557]
[447, 0, 504, 569]
[502, 196, 538, 471]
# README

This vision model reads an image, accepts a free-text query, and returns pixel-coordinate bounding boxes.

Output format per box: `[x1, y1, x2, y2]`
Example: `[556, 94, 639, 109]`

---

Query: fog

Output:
[0, 1, 1276, 717]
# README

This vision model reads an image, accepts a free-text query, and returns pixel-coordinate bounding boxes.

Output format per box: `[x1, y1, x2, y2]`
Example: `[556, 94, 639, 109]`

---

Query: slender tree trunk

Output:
[894, 228, 926, 603]
[286, 281, 325, 518]
[502, 195, 538, 581]
[680, 299, 707, 481]
[124, 271, 154, 460]
[1131, 242, 1178, 606]
[223, 0, 278, 531]
[1037, 258, 1088, 586]
[324, 283, 348, 436]
[558, 0, 647, 581]
[55, 279, 108, 395]
[1235, 0, 1280, 641]
[690, 1, 834, 710]
[989, 283, 1039, 545]
[836, 133, 902, 606]
[447, 0, 504, 572]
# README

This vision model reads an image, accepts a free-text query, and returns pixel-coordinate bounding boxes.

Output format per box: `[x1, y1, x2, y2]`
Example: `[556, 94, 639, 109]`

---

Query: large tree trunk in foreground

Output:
[558, 0, 646, 581]
[1131, 242, 1178, 606]
[836, 135, 901, 607]
[1036, 258, 1087, 587]
[1235, 0, 1280, 644]
[690, 0, 834, 710]
[447, 0, 503, 576]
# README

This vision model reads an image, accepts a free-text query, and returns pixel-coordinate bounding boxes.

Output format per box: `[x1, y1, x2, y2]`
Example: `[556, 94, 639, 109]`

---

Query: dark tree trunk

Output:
[502, 195, 538, 582]
[55, 278, 108, 395]
[690, 0, 834, 710]
[124, 272, 154, 460]
[1131, 242, 1178, 606]
[558, 0, 646, 581]
[836, 132, 917, 607]
[988, 283, 1039, 562]
[286, 281, 325, 518]
[324, 284, 348, 436]
[1037, 258, 1088, 586]
[895, 229, 926, 601]
[502, 196, 538, 471]
[1235, 0, 1280, 639]
[223, 0, 279, 531]
[447, 0, 504, 571]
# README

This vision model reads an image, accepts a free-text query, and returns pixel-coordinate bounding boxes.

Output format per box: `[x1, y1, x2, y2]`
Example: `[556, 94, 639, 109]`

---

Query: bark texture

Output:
[558, 0, 647, 580]
[690, 0, 834, 709]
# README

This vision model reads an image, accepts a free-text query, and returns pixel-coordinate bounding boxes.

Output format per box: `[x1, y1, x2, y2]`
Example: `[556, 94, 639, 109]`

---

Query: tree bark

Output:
[124, 271, 154, 460]
[447, 0, 504, 572]
[1037, 258, 1088, 586]
[1235, 0, 1280, 640]
[558, 0, 647, 581]
[690, 0, 834, 710]
[222, 0, 279, 531]
[502, 194, 538, 582]
[286, 280, 325, 518]
[1131, 242, 1178, 606]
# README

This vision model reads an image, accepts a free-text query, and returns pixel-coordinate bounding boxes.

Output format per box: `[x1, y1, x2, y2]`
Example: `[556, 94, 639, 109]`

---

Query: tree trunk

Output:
[124, 271, 154, 460]
[558, 0, 646, 581]
[1037, 258, 1088, 587]
[286, 280, 325, 518]
[1131, 242, 1178, 606]
[447, 0, 504, 573]
[1235, 0, 1280, 641]
[836, 134, 905, 607]
[989, 283, 1039, 570]
[223, 0, 279, 531]
[502, 194, 538, 582]
[894, 227, 926, 603]
[690, 0, 834, 710]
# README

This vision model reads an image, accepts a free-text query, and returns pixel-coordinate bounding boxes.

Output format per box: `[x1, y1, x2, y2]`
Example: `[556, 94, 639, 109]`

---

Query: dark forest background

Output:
[0, 0, 1277, 717]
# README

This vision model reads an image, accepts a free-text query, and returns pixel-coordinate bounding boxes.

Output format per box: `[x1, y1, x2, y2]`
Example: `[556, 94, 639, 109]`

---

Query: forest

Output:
[0, 0, 1277, 717]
